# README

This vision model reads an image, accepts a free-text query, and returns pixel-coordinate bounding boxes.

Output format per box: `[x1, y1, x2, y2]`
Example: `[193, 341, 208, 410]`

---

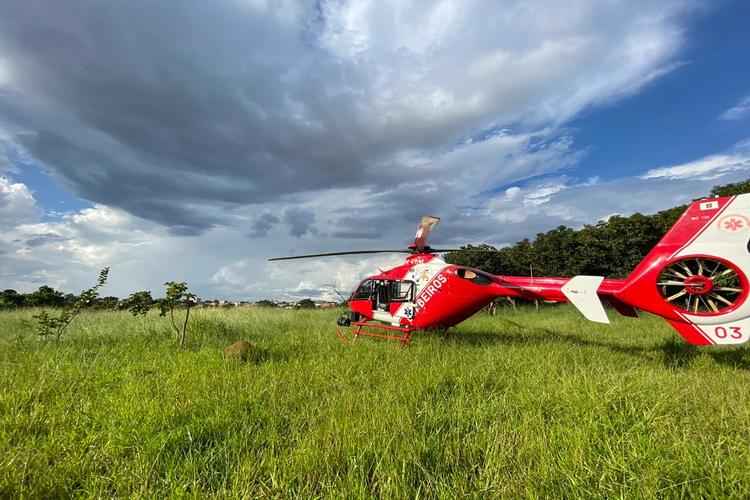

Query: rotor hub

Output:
[683, 275, 713, 296]
[657, 256, 745, 315]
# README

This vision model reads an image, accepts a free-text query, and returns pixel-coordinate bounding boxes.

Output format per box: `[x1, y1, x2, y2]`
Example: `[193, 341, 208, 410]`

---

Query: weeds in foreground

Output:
[33, 267, 110, 341]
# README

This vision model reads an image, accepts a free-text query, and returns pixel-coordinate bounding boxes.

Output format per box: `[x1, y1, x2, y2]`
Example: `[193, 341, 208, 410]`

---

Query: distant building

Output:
[316, 301, 339, 309]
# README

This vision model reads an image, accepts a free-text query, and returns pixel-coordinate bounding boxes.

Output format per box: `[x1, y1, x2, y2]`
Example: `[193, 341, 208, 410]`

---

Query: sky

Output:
[1, 0, 749, 301]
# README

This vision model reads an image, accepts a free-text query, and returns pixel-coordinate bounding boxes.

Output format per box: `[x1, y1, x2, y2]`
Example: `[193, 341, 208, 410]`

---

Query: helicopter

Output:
[270, 194, 750, 346]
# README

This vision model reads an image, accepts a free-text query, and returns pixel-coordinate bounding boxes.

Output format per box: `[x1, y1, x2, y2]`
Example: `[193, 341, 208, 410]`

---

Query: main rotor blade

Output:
[429, 248, 502, 253]
[268, 250, 411, 261]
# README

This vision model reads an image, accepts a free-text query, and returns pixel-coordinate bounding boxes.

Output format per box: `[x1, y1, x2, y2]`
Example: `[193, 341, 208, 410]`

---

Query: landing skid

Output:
[336, 320, 413, 347]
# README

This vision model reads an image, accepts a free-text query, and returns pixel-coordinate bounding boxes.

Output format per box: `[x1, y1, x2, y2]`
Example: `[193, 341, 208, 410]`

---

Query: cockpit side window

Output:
[352, 280, 373, 300]
[389, 280, 415, 302]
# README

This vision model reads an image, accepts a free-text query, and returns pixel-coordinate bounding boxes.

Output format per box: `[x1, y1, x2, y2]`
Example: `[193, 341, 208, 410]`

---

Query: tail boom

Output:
[498, 194, 750, 346]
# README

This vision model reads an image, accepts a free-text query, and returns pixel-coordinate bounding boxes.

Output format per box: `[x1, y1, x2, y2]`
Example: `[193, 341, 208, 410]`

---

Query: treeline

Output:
[0, 286, 123, 310]
[1, 286, 158, 310]
[446, 178, 750, 278]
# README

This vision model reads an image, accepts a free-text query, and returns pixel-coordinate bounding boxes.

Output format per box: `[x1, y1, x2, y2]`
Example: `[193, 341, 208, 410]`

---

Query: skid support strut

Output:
[336, 320, 413, 347]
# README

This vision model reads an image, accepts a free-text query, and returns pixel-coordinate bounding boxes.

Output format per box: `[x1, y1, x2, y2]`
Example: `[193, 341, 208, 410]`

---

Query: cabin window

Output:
[353, 280, 373, 300]
[389, 280, 415, 302]
[353, 279, 414, 302]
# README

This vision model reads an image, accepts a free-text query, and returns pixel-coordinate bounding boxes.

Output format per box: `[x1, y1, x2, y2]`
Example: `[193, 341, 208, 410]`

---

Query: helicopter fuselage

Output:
[347, 253, 626, 330]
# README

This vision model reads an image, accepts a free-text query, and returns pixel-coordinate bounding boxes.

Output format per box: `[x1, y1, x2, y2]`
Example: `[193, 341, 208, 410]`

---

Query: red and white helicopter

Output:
[270, 194, 750, 346]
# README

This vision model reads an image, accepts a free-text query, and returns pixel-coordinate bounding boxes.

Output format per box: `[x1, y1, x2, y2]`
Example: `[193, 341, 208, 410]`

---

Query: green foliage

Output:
[159, 281, 198, 348]
[25, 285, 65, 308]
[95, 296, 120, 310]
[0, 289, 25, 309]
[33, 267, 110, 341]
[255, 299, 277, 308]
[447, 177, 748, 278]
[124, 290, 154, 317]
[710, 179, 750, 197]
[62, 293, 78, 307]
[296, 298, 316, 309]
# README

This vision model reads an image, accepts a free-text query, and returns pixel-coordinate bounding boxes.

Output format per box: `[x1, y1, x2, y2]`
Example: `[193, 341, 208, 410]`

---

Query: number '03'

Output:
[714, 326, 742, 339]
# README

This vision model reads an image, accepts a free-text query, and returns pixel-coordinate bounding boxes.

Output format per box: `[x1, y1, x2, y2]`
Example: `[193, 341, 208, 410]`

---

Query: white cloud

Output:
[504, 186, 521, 200]
[720, 95, 750, 121]
[212, 253, 404, 301]
[487, 179, 577, 224]
[480, 150, 750, 246]
[315, 0, 691, 132]
[640, 153, 750, 181]
[0, 176, 39, 228]
[522, 183, 568, 206]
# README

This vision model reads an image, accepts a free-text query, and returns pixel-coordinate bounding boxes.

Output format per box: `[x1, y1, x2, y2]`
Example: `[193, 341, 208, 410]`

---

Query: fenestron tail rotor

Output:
[657, 257, 744, 314]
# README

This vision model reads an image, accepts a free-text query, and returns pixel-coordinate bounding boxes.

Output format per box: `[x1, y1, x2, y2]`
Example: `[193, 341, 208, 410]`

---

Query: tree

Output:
[62, 293, 78, 307]
[95, 296, 120, 310]
[124, 291, 154, 317]
[296, 298, 316, 309]
[0, 289, 25, 309]
[255, 299, 277, 308]
[123, 290, 154, 335]
[159, 282, 197, 348]
[34, 268, 110, 341]
[711, 179, 750, 197]
[26, 286, 65, 307]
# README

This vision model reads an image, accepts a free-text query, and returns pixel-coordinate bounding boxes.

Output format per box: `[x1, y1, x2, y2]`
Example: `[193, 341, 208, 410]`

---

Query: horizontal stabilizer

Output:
[607, 297, 639, 318]
[562, 276, 610, 324]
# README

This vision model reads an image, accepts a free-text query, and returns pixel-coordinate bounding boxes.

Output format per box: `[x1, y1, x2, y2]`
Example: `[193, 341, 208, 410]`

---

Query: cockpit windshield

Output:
[353, 280, 373, 300]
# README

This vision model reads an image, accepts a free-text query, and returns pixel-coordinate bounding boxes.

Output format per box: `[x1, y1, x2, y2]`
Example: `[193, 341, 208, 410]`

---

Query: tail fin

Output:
[562, 276, 610, 324]
[614, 194, 750, 345]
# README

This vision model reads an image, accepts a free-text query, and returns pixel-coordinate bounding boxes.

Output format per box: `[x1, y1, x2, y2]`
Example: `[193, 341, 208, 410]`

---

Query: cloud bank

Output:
[2, 0, 739, 300]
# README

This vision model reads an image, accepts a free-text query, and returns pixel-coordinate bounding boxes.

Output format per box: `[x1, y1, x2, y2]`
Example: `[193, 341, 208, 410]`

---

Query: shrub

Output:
[34, 267, 110, 341]
[159, 281, 197, 348]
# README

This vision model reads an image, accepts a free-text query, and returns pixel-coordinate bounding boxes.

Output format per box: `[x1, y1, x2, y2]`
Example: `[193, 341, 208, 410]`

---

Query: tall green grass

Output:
[2, 306, 750, 498]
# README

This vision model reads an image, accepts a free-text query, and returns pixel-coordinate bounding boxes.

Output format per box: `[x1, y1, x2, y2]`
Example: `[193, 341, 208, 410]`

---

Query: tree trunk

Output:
[180, 306, 190, 348]
[169, 307, 180, 337]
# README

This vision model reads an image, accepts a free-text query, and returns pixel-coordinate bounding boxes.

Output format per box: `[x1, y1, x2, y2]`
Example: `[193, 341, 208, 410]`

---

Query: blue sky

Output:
[551, 0, 750, 184]
[10, 148, 91, 217]
[0, 0, 749, 299]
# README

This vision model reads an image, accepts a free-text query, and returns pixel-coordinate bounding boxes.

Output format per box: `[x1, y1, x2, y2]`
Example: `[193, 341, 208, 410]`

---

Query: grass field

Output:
[2, 305, 750, 498]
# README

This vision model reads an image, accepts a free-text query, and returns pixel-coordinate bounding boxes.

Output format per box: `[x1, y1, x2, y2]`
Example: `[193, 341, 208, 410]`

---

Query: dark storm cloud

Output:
[249, 212, 280, 238]
[0, 1, 423, 232]
[0, 0, 692, 239]
[283, 207, 316, 238]
[329, 229, 380, 239]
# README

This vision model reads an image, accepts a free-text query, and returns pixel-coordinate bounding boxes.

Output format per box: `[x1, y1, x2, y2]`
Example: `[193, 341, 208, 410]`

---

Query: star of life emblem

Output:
[718, 214, 749, 232]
